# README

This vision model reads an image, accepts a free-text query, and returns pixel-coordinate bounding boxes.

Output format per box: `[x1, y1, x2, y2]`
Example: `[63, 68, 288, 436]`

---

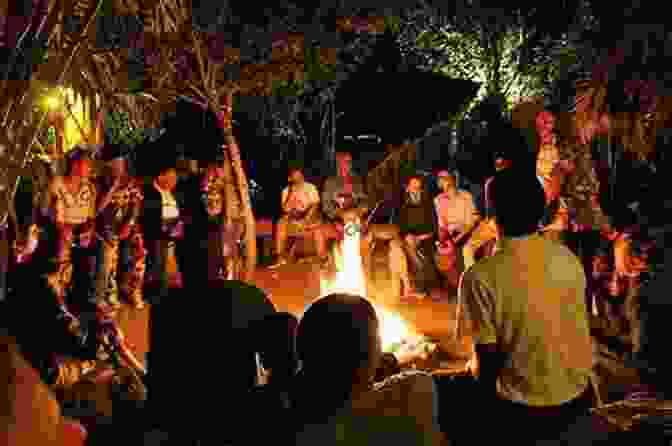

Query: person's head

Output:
[437, 170, 457, 193]
[155, 166, 178, 192]
[494, 151, 513, 171]
[288, 165, 305, 184]
[490, 167, 546, 237]
[297, 293, 381, 391]
[406, 175, 424, 193]
[335, 150, 353, 177]
[147, 281, 275, 441]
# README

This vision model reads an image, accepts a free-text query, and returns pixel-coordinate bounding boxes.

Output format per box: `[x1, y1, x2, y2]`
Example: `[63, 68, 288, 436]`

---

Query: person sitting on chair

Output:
[398, 175, 440, 300]
[269, 164, 321, 268]
[314, 150, 370, 270]
[434, 171, 479, 267]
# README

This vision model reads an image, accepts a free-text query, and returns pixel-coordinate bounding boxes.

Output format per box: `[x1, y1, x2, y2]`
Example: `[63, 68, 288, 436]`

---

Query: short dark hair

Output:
[297, 293, 378, 376]
[288, 162, 304, 175]
[490, 167, 546, 237]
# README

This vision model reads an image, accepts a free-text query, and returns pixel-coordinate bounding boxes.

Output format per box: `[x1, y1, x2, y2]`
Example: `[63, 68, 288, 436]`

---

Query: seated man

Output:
[270, 165, 321, 268]
[315, 150, 409, 297]
[434, 171, 479, 272]
[397, 175, 440, 299]
[314, 150, 370, 268]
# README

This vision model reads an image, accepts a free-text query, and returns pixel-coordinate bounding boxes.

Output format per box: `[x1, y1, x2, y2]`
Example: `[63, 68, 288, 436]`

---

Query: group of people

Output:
[268, 144, 577, 299]
[3, 141, 247, 390]
[1, 122, 669, 445]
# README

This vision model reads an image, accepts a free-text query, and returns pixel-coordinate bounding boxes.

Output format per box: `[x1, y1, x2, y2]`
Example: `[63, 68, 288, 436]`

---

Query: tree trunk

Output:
[216, 94, 256, 281]
[223, 134, 257, 281]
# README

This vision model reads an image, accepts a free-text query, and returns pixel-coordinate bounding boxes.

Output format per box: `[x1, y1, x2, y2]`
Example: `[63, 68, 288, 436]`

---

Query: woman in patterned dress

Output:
[95, 144, 145, 309]
[44, 147, 98, 308]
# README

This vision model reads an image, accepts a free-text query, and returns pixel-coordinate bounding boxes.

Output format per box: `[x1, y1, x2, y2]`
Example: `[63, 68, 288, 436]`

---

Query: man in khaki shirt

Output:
[459, 168, 595, 445]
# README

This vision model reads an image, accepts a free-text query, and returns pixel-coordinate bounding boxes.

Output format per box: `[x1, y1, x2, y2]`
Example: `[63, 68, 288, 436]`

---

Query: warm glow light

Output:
[44, 96, 59, 110]
[319, 219, 421, 352]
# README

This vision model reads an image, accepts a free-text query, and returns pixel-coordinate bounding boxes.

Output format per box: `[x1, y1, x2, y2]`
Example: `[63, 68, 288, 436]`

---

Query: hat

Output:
[436, 170, 453, 178]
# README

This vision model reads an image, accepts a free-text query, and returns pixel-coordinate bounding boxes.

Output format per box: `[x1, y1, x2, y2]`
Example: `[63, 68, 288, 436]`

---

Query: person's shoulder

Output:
[459, 189, 474, 199]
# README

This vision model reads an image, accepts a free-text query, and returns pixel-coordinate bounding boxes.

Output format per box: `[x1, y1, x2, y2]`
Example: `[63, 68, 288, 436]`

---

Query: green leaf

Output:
[127, 78, 144, 94]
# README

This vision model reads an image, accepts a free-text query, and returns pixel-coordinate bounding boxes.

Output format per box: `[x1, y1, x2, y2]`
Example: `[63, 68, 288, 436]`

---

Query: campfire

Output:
[319, 221, 434, 363]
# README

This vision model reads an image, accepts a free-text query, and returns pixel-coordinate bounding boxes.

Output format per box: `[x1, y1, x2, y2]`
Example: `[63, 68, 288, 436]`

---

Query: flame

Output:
[319, 221, 420, 352]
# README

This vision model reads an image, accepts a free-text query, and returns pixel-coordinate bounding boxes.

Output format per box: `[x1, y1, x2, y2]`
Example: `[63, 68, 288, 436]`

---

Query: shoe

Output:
[268, 257, 288, 269]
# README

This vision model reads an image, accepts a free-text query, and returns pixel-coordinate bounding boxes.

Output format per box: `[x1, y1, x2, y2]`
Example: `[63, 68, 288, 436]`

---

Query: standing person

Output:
[142, 160, 185, 296]
[45, 147, 98, 307]
[177, 153, 245, 283]
[269, 164, 321, 268]
[459, 168, 596, 446]
[95, 144, 145, 309]
[462, 151, 512, 270]
[398, 175, 439, 299]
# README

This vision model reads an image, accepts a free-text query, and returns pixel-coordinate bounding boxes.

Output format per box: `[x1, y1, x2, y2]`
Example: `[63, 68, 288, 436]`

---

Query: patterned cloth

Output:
[557, 138, 608, 229]
[49, 176, 97, 226]
[46, 177, 98, 306]
[536, 141, 560, 179]
[96, 177, 145, 307]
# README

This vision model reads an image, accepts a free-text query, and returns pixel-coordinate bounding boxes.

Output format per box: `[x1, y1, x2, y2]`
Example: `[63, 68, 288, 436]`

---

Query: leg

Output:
[388, 238, 412, 298]
[94, 237, 121, 308]
[124, 229, 146, 308]
[274, 216, 290, 260]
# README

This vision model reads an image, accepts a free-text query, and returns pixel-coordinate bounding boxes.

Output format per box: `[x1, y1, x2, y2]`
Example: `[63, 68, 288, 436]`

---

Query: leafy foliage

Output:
[104, 109, 147, 148]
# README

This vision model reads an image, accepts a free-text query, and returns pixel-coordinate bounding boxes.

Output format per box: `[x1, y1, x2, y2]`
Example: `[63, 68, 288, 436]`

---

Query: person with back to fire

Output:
[269, 163, 321, 268]
[458, 166, 597, 446]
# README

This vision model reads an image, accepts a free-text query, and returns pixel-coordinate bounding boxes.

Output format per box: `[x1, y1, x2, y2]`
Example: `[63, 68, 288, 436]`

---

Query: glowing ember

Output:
[319, 221, 422, 352]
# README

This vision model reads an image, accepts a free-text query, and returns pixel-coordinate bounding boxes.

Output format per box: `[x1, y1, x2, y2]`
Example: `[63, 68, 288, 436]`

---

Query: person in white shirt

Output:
[269, 165, 321, 268]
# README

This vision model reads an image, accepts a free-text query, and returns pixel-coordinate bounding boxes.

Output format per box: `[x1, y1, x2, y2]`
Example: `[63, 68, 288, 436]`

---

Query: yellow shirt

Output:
[459, 233, 593, 406]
